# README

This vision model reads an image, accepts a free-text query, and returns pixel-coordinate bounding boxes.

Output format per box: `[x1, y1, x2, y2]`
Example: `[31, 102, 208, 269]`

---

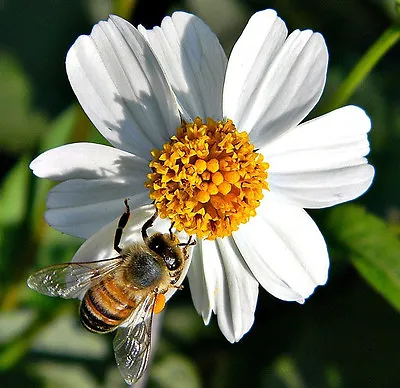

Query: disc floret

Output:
[145, 118, 269, 239]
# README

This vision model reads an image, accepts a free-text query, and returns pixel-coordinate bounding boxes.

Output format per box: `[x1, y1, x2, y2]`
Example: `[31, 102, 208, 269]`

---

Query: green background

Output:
[0, 0, 399, 387]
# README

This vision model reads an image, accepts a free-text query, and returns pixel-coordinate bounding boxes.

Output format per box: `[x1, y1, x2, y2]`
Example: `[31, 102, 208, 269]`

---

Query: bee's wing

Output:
[27, 257, 124, 299]
[113, 293, 157, 385]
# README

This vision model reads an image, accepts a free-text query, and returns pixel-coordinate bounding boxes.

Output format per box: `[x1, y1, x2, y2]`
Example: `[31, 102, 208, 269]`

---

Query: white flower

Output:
[30, 10, 374, 342]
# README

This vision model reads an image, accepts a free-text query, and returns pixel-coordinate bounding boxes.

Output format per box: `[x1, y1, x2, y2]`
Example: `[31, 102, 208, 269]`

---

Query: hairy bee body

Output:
[80, 275, 137, 333]
[80, 240, 185, 333]
[27, 202, 194, 385]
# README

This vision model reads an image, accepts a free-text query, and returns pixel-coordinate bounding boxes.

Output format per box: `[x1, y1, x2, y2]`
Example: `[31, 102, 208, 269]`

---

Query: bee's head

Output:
[146, 233, 183, 271]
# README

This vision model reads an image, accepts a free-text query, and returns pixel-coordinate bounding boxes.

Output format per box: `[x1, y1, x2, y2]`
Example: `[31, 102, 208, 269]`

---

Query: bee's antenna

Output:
[168, 221, 175, 239]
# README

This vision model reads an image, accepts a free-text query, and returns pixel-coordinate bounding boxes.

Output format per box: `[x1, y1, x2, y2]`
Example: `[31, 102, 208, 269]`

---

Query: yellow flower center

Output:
[145, 118, 269, 240]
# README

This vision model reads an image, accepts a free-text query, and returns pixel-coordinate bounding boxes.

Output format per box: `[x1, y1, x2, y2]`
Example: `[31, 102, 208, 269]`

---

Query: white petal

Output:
[30, 143, 150, 238]
[215, 237, 258, 341]
[139, 12, 227, 121]
[264, 106, 374, 207]
[66, 15, 181, 158]
[46, 194, 149, 239]
[47, 175, 148, 209]
[30, 143, 148, 181]
[223, 10, 287, 122]
[188, 238, 258, 342]
[187, 240, 218, 325]
[264, 106, 371, 172]
[233, 192, 329, 301]
[73, 205, 156, 262]
[223, 10, 327, 146]
[269, 164, 375, 209]
[72, 204, 192, 302]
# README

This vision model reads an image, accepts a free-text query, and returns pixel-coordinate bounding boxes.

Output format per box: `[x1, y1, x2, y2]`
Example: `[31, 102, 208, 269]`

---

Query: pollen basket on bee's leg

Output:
[145, 118, 269, 240]
[154, 293, 166, 314]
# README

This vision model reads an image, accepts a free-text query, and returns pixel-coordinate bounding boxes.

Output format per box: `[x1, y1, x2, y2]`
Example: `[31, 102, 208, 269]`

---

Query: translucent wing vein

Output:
[113, 293, 156, 384]
[27, 257, 124, 299]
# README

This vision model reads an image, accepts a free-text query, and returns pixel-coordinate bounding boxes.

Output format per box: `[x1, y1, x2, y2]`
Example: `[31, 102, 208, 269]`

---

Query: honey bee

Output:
[27, 200, 194, 385]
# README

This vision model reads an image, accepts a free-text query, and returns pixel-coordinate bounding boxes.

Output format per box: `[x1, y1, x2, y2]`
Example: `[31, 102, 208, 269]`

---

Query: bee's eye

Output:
[148, 235, 181, 271]
[148, 235, 165, 253]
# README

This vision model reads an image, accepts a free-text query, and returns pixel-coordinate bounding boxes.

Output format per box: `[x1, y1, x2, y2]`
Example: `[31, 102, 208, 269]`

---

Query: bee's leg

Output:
[178, 235, 196, 247]
[179, 235, 196, 260]
[142, 207, 158, 244]
[114, 199, 130, 254]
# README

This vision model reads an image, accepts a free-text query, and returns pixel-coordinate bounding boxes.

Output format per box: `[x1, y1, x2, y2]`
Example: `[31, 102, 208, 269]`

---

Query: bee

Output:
[27, 200, 194, 385]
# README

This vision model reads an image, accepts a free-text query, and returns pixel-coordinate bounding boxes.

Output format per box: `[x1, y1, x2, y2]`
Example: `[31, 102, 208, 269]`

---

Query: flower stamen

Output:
[145, 118, 269, 240]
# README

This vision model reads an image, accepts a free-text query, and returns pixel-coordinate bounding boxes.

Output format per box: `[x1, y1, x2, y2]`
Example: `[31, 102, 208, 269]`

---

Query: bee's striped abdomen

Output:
[80, 278, 135, 333]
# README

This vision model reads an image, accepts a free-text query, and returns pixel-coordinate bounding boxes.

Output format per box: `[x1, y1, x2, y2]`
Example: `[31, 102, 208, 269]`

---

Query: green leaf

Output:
[163, 305, 206, 343]
[29, 361, 98, 388]
[0, 52, 48, 153]
[322, 24, 400, 112]
[326, 204, 400, 311]
[0, 158, 29, 227]
[0, 310, 35, 344]
[32, 311, 108, 360]
[0, 158, 32, 290]
[150, 353, 201, 388]
[262, 355, 307, 388]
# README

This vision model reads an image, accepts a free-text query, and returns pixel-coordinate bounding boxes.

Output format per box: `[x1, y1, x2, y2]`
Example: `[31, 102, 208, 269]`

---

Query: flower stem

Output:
[326, 24, 400, 111]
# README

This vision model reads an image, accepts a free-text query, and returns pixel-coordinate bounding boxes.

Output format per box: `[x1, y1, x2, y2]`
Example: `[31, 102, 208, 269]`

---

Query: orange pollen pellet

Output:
[154, 293, 166, 314]
[145, 117, 269, 240]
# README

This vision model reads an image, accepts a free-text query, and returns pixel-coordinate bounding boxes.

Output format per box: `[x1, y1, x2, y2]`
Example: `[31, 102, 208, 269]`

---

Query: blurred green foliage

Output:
[0, 0, 399, 387]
